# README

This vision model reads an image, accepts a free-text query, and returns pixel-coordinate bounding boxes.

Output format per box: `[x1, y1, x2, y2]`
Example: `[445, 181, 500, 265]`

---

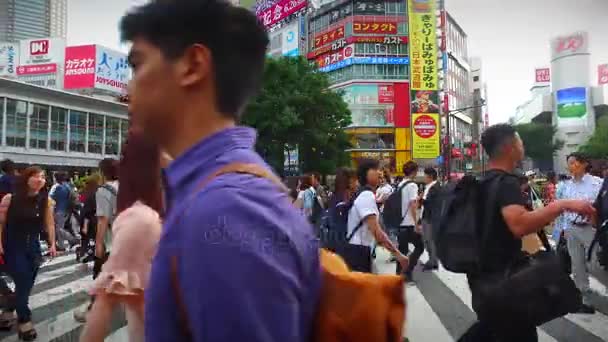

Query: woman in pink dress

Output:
[80, 129, 165, 342]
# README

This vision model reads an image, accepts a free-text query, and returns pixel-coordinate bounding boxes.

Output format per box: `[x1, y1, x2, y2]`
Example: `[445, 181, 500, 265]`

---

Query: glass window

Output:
[105, 117, 120, 156]
[120, 119, 129, 147]
[28, 103, 48, 149]
[350, 107, 394, 127]
[5, 99, 27, 147]
[50, 106, 67, 151]
[69, 110, 87, 152]
[88, 113, 104, 154]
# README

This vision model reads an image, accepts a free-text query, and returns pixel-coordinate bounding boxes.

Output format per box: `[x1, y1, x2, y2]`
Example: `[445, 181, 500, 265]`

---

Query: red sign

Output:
[313, 26, 345, 49]
[316, 45, 353, 68]
[556, 35, 584, 54]
[257, 0, 307, 28]
[599, 64, 608, 85]
[353, 21, 397, 34]
[385, 107, 394, 124]
[393, 83, 411, 128]
[307, 38, 346, 59]
[347, 36, 407, 44]
[64, 45, 97, 89]
[535, 68, 550, 83]
[413, 114, 437, 139]
[29, 40, 49, 55]
[378, 84, 394, 103]
[17, 63, 57, 76]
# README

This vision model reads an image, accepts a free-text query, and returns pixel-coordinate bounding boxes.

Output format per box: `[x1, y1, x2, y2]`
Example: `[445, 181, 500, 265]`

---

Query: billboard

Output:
[316, 45, 354, 68]
[318, 56, 409, 72]
[19, 38, 65, 69]
[313, 25, 345, 49]
[599, 64, 608, 85]
[94, 46, 130, 94]
[412, 113, 440, 159]
[348, 36, 407, 44]
[535, 68, 550, 83]
[353, 21, 397, 34]
[411, 90, 439, 113]
[257, 0, 307, 28]
[408, 0, 438, 90]
[551, 32, 589, 61]
[281, 22, 299, 56]
[0, 43, 19, 77]
[556, 87, 587, 121]
[64, 45, 96, 89]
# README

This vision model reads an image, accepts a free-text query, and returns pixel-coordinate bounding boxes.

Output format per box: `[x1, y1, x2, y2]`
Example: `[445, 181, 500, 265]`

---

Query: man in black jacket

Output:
[421, 167, 440, 271]
[594, 176, 608, 270]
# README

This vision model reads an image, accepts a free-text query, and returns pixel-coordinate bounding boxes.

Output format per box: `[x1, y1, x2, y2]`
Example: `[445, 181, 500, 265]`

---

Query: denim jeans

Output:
[4, 236, 41, 323]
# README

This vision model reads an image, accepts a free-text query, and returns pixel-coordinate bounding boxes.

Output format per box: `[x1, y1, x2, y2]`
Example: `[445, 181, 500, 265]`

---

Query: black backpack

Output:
[433, 175, 503, 274]
[382, 180, 414, 229]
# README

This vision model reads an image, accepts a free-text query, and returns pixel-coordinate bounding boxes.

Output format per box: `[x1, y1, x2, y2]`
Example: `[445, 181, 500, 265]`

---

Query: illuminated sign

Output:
[313, 26, 345, 48]
[353, 21, 397, 34]
[348, 36, 407, 44]
[318, 56, 409, 72]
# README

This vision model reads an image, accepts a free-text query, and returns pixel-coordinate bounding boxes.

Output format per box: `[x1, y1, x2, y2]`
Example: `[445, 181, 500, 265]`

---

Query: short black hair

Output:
[120, 0, 269, 119]
[54, 172, 67, 183]
[358, 159, 379, 187]
[0, 159, 15, 174]
[566, 152, 590, 164]
[424, 167, 438, 180]
[99, 158, 119, 181]
[546, 171, 556, 182]
[403, 161, 418, 177]
[481, 124, 517, 159]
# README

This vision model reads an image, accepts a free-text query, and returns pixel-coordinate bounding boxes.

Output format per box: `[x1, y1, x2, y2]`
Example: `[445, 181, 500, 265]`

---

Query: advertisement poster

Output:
[64, 45, 96, 89]
[353, 21, 397, 34]
[598, 64, 608, 85]
[19, 38, 65, 68]
[0, 43, 18, 77]
[313, 26, 345, 49]
[94, 46, 130, 94]
[281, 22, 299, 56]
[535, 68, 550, 83]
[316, 45, 353, 68]
[408, 0, 438, 90]
[411, 90, 439, 113]
[378, 84, 394, 103]
[556, 87, 587, 120]
[257, 0, 307, 28]
[412, 113, 440, 159]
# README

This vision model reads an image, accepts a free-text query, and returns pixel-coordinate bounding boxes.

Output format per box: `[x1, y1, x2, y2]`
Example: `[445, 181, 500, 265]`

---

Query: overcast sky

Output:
[67, 0, 608, 124]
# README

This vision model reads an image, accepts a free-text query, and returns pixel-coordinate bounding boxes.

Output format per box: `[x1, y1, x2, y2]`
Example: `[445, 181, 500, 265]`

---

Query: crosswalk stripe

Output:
[405, 285, 453, 342]
[106, 326, 129, 342]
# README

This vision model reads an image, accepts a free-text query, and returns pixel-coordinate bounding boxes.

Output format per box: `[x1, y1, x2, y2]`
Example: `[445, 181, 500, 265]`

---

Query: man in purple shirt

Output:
[120, 1, 321, 341]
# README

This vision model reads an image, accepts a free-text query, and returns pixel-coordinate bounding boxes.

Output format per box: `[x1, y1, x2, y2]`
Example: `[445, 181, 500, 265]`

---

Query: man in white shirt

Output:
[396, 161, 425, 281]
[346, 159, 408, 273]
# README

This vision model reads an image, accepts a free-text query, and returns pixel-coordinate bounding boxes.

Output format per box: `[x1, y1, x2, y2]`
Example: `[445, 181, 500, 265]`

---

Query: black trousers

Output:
[396, 226, 424, 274]
[458, 319, 538, 342]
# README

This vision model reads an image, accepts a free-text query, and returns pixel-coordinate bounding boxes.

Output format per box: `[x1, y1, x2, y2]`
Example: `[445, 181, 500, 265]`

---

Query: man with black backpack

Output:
[592, 176, 608, 271]
[448, 124, 596, 341]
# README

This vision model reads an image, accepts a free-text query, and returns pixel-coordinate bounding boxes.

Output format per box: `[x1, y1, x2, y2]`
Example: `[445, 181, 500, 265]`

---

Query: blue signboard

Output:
[318, 57, 409, 73]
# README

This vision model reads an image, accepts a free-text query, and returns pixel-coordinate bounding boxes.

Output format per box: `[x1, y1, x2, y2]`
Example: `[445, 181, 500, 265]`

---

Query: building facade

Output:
[0, 0, 51, 42]
[307, 0, 411, 173]
[0, 78, 128, 169]
[49, 0, 67, 39]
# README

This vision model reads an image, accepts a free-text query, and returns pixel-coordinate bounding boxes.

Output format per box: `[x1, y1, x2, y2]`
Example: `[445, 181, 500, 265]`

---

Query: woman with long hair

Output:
[80, 129, 163, 342]
[77, 175, 101, 262]
[0, 166, 56, 340]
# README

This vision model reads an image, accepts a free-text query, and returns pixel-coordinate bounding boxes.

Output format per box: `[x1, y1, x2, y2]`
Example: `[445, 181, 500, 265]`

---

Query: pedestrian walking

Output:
[80, 129, 163, 342]
[76, 175, 100, 263]
[49, 172, 77, 251]
[421, 167, 440, 271]
[0, 166, 57, 341]
[119, 1, 320, 340]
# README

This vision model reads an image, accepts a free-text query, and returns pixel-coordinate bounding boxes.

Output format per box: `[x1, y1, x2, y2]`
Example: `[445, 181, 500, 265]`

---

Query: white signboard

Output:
[94, 46, 130, 94]
[282, 22, 299, 56]
[19, 38, 65, 67]
[0, 43, 19, 77]
[551, 31, 589, 61]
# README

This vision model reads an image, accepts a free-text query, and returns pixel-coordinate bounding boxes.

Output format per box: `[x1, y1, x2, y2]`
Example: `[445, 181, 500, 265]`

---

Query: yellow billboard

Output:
[408, 0, 438, 90]
[412, 113, 440, 159]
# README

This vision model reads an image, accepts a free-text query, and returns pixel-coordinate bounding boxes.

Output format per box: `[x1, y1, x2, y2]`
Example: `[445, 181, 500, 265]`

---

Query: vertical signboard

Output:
[598, 64, 608, 85]
[0, 43, 19, 77]
[412, 113, 440, 158]
[281, 22, 300, 56]
[64, 45, 96, 89]
[535, 68, 550, 84]
[408, 0, 438, 91]
[94, 46, 130, 94]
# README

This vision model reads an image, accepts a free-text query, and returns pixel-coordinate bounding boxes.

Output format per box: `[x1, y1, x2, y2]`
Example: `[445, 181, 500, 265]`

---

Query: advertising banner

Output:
[348, 36, 407, 44]
[257, 0, 307, 28]
[353, 1, 386, 15]
[408, 0, 438, 90]
[598, 64, 608, 85]
[316, 45, 353, 68]
[378, 84, 394, 103]
[17, 63, 57, 76]
[307, 38, 346, 59]
[353, 21, 397, 34]
[556, 87, 587, 125]
[313, 25, 345, 49]
[412, 113, 440, 159]
[551, 31, 589, 61]
[411, 90, 439, 113]
[318, 56, 409, 72]
[64, 45, 96, 89]
[535, 68, 550, 83]
[0, 43, 19, 77]
[94, 46, 130, 94]
[19, 38, 65, 68]
[393, 83, 411, 127]
[281, 22, 299, 56]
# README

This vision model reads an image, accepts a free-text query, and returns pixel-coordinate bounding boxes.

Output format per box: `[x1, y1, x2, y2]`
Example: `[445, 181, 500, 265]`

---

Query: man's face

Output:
[567, 157, 587, 176]
[366, 168, 380, 187]
[507, 134, 525, 164]
[424, 175, 433, 184]
[127, 38, 181, 144]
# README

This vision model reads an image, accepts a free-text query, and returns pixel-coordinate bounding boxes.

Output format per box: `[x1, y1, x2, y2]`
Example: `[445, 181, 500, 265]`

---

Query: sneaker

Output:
[73, 305, 90, 323]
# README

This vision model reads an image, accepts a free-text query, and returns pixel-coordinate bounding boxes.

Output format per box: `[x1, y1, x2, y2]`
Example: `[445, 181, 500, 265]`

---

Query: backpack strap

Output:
[170, 162, 289, 340]
[477, 174, 505, 273]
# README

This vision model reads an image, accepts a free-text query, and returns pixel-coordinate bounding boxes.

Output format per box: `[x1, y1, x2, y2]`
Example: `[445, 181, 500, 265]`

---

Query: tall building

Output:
[49, 0, 67, 39]
[0, 0, 50, 42]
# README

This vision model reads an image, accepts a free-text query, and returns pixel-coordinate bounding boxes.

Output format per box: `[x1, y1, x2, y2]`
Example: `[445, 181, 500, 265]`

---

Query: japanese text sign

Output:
[307, 38, 346, 59]
[313, 26, 345, 49]
[19, 38, 65, 68]
[353, 21, 397, 34]
[316, 45, 353, 68]
[412, 113, 440, 159]
[257, 0, 307, 29]
[95, 46, 130, 94]
[598, 64, 608, 85]
[64, 45, 96, 89]
[353, 1, 385, 15]
[408, 0, 438, 90]
[551, 32, 589, 61]
[0, 43, 18, 77]
[349, 36, 407, 44]
[17, 63, 57, 76]
[535, 68, 550, 83]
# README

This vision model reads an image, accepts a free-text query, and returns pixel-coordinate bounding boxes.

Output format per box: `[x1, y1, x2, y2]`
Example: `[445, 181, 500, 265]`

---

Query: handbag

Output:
[475, 251, 581, 329]
[557, 231, 572, 274]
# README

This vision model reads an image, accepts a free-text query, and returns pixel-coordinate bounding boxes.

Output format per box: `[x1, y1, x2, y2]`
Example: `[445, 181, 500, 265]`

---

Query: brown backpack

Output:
[171, 163, 406, 342]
